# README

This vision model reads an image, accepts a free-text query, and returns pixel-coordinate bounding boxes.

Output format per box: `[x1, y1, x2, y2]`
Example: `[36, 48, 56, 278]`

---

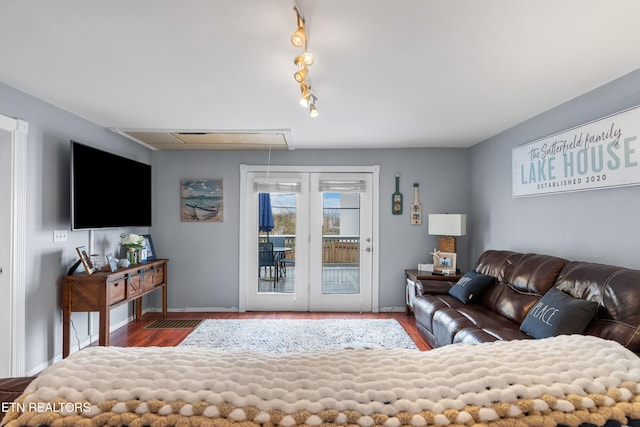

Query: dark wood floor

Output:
[1, 312, 429, 418]
[107, 311, 431, 350]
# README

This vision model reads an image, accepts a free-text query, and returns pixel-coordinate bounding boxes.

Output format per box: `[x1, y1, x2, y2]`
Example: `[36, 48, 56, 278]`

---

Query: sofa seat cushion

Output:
[414, 293, 530, 348]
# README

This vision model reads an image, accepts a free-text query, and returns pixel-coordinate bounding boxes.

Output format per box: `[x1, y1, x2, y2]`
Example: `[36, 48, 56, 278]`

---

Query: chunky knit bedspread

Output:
[3, 335, 640, 427]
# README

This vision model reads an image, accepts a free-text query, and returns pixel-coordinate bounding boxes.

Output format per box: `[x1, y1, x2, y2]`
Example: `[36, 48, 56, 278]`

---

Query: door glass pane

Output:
[322, 192, 360, 294]
[258, 192, 296, 293]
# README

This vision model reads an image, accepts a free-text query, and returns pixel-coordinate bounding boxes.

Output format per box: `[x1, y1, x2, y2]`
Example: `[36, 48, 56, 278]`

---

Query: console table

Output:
[405, 269, 462, 314]
[62, 259, 169, 357]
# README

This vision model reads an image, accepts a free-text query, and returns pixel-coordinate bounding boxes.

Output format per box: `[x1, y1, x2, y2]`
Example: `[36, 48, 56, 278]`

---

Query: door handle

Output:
[362, 247, 371, 252]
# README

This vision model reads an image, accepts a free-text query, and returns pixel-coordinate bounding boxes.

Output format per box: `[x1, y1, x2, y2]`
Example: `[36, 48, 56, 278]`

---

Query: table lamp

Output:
[428, 214, 467, 253]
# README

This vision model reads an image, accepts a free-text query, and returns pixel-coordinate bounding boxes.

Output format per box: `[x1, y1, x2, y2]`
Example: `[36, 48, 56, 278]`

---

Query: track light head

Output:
[291, 6, 307, 47]
[299, 83, 311, 107]
[309, 94, 318, 117]
[294, 51, 314, 67]
[294, 67, 308, 83]
[291, 26, 306, 47]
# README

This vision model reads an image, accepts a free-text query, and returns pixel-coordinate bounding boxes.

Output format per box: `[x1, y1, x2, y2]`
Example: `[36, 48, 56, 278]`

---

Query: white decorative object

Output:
[418, 263, 433, 271]
[430, 248, 441, 264]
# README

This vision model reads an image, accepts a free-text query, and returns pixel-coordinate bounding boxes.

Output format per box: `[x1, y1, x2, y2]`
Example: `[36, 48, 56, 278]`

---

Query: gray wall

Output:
[0, 82, 151, 373]
[469, 68, 640, 268]
[150, 148, 470, 311]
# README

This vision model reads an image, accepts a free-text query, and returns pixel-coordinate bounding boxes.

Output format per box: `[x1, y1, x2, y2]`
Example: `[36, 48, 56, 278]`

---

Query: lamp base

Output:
[438, 236, 456, 253]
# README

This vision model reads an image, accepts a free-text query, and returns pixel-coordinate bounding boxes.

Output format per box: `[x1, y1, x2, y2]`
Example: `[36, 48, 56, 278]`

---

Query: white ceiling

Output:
[1, 0, 639, 150]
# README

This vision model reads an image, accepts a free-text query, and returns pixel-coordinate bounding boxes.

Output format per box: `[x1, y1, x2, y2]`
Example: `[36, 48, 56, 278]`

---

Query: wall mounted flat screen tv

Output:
[71, 141, 152, 230]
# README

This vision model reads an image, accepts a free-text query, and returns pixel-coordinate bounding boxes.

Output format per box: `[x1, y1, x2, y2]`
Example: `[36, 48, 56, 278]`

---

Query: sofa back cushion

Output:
[474, 250, 523, 282]
[475, 251, 568, 324]
[554, 261, 640, 353]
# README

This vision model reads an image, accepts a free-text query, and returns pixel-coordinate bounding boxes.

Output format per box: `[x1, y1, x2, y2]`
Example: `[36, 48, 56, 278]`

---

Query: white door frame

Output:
[0, 114, 27, 376]
[239, 164, 380, 312]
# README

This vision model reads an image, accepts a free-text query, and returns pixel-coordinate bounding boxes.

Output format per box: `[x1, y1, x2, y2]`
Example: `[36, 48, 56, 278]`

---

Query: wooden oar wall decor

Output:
[392, 173, 403, 215]
[410, 183, 422, 225]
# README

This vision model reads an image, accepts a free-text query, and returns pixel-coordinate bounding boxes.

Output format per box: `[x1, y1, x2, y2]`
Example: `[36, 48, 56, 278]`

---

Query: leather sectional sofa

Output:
[413, 249, 640, 354]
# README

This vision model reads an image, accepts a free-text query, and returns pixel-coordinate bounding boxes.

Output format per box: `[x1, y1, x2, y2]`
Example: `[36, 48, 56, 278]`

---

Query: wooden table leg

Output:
[162, 284, 167, 319]
[135, 297, 142, 320]
[62, 290, 71, 358]
[99, 307, 110, 347]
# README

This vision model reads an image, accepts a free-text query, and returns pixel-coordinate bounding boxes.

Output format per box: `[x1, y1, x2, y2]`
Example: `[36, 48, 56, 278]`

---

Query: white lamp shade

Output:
[428, 214, 467, 236]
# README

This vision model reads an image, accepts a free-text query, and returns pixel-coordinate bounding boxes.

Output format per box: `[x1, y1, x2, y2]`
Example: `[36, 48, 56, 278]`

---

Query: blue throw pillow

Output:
[520, 287, 598, 339]
[448, 270, 495, 304]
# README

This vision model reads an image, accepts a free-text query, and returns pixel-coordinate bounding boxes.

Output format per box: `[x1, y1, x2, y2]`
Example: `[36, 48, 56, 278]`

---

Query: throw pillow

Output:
[448, 270, 496, 304]
[520, 287, 598, 339]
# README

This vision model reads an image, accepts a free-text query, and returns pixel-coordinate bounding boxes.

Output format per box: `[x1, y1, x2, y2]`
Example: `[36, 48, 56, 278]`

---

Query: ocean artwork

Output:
[181, 179, 223, 222]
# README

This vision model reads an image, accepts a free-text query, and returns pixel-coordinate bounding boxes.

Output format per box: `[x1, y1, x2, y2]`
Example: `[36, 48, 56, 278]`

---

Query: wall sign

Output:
[512, 105, 640, 197]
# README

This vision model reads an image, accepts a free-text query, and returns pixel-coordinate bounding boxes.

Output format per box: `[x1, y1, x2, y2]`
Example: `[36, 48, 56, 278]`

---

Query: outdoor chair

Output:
[258, 241, 278, 281]
[269, 237, 294, 277]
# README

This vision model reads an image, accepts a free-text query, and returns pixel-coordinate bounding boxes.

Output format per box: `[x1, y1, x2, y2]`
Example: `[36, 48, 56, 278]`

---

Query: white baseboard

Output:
[379, 306, 406, 312]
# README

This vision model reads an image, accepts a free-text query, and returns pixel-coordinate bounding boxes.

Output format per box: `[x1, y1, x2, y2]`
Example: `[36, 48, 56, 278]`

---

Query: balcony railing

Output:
[322, 236, 360, 265]
[259, 235, 360, 265]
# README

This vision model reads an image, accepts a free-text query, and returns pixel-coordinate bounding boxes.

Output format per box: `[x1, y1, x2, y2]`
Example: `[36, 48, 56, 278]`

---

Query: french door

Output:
[240, 166, 379, 312]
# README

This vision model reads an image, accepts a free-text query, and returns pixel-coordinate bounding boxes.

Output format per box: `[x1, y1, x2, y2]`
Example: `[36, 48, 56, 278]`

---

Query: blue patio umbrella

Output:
[259, 193, 274, 237]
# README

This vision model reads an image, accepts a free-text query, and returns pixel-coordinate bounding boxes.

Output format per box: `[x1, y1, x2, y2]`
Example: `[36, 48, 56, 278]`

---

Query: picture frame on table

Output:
[75, 246, 96, 275]
[105, 253, 118, 272]
[434, 251, 457, 273]
[142, 234, 156, 260]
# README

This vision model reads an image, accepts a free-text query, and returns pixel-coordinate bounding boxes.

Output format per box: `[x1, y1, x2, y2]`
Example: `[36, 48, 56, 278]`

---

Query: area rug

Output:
[177, 319, 418, 353]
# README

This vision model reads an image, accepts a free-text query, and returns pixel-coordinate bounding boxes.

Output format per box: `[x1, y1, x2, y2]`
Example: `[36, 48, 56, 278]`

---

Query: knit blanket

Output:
[3, 335, 640, 427]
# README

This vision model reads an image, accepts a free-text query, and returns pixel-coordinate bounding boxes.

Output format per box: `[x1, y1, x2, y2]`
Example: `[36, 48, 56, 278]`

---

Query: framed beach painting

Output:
[181, 179, 224, 222]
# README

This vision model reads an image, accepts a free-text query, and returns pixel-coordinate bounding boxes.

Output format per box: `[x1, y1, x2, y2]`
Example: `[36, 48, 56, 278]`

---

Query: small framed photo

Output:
[75, 246, 96, 275]
[434, 251, 457, 273]
[142, 234, 156, 260]
[105, 253, 118, 272]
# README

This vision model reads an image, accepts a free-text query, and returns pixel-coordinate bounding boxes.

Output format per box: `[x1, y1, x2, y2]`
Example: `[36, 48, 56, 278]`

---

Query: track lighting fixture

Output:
[291, 5, 318, 117]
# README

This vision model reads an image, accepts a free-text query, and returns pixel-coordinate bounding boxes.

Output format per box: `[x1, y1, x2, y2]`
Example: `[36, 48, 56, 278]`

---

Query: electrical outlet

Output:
[53, 229, 68, 242]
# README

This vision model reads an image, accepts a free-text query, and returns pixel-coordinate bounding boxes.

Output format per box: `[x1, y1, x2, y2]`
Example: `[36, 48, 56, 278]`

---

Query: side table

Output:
[405, 269, 463, 314]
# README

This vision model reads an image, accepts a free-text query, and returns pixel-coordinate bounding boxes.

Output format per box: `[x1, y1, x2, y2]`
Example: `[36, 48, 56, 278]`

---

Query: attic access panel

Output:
[116, 130, 291, 150]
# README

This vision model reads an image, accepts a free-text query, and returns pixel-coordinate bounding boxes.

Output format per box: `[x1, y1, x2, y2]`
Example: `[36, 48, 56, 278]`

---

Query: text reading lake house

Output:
[512, 105, 640, 197]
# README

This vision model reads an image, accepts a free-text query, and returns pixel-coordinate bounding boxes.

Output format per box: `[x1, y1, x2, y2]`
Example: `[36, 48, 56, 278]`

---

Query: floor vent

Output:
[144, 319, 204, 329]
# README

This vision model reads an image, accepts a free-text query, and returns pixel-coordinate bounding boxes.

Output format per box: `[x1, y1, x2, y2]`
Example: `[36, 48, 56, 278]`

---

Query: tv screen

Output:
[71, 141, 152, 230]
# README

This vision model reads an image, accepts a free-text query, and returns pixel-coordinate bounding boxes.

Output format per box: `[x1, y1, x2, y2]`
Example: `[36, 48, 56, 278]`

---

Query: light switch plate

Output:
[53, 230, 68, 242]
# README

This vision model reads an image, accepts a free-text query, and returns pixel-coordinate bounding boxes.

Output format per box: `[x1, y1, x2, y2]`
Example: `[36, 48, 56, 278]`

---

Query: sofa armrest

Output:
[416, 279, 455, 296]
